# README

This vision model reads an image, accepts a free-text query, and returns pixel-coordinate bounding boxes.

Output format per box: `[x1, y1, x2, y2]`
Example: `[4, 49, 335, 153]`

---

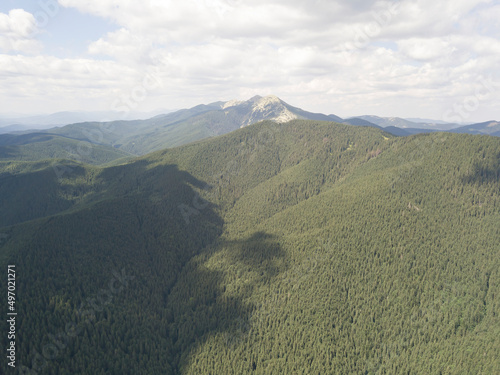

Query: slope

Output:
[356, 115, 457, 130]
[165, 126, 499, 374]
[0, 120, 498, 374]
[450, 120, 500, 136]
[0, 132, 133, 165]
[38, 96, 344, 157]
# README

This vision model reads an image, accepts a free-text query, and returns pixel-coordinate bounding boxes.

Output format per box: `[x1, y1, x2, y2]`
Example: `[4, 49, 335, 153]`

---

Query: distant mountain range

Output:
[0, 95, 498, 166]
[351, 115, 460, 131]
[0, 96, 494, 135]
[0, 95, 341, 163]
[0, 109, 173, 133]
[449, 121, 500, 137]
[0, 96, 483, 134]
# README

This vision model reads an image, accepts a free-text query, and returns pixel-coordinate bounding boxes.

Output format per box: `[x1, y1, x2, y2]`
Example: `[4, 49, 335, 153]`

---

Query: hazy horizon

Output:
[0, 95, 485, 127]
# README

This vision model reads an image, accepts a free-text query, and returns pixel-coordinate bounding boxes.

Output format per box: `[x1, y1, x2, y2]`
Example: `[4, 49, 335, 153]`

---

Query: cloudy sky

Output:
[1, 0, 499, 122]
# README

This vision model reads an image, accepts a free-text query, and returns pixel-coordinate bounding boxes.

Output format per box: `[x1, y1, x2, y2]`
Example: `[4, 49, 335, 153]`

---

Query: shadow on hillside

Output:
[167, 231, 287, 372]
[4, 156, 289, 374]
[460, 154, 500, 185]
[0, 162, 88, 228]
[4, 159, 229, 374]
[0, 157, 209, 228]
[97, 158, 211, 200]
[220, 231, 284, 279]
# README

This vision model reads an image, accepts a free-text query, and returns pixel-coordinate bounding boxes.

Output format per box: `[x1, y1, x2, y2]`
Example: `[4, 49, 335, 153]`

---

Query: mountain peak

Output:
[255, 95, 282, 105]
[216, 94, 335, 129]
[248, 95, 263, 102]
[221, 99, 244, 109]
[243, 95, 297, 126]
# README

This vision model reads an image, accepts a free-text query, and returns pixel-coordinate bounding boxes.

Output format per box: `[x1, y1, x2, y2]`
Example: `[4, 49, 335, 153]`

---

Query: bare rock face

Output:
[221, 95, 299, 128]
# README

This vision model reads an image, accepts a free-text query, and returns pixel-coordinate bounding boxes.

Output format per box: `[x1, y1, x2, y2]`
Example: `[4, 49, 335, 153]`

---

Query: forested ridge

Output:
[0, 133, 134, 166]
[0, 120, 498, 374]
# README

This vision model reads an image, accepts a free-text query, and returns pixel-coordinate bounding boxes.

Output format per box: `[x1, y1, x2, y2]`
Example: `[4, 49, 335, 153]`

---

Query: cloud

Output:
[88, 28, 156, 65]
[398, 38, 456, 61]
[0, 9, 41, 53]
[0, 54, 142, 113]
[0, 0, 498, 121]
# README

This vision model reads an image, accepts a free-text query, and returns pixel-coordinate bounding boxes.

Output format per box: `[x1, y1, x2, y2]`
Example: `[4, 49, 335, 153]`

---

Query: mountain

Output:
[340, 118, 443, 137]
[449, 120, 500, 136]
[342, 117, 382, 129]
[32, 95, 343, 157]
[355, 115, 458, 130]
[0, 110, 175, 133]
[405, 117, 461, 125]
[1, 120, 498, 374]
[328, 114, 344, 122]
[0, 124, 44, 134]
[0, 132, 133, 165]
[222, 95, 334, 125]
[1, 97, 498, 169]
[382, 125, 411, 136]
[354, 115, 419, 128]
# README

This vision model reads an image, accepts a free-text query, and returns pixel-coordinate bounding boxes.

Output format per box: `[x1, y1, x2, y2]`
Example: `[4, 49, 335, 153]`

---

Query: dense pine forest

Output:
[0, 120, 499, 374]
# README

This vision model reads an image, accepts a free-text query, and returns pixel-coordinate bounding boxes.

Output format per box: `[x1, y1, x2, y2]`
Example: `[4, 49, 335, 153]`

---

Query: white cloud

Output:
[88, 28, 156, 65]
[398, 38, 456, 61]
[0, 0, 498, 121]
[0, 9, 40, 53]
[0, 54, 142, 113]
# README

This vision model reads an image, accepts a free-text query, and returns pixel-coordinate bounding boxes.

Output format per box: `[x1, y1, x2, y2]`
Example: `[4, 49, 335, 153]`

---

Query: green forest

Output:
[0, 120, 498, 374]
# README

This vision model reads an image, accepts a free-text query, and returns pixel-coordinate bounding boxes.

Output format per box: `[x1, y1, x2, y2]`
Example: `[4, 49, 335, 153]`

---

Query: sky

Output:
[0, 0, 499, 122]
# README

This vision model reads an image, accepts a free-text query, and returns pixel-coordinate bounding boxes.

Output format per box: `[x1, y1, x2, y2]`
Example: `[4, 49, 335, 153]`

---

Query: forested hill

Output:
[0, 120, 499, 374]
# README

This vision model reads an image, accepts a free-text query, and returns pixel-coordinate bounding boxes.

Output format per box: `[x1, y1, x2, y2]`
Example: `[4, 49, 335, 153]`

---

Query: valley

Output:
[0, 120, 498, 374]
